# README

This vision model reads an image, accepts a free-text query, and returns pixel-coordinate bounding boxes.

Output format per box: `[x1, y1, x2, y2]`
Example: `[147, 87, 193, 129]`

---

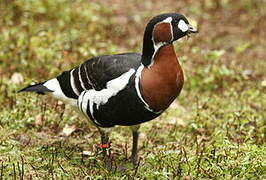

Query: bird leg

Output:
[100, 133, 110, 157]
[130, 125, 140, 165]
[98, 127, 112, 169]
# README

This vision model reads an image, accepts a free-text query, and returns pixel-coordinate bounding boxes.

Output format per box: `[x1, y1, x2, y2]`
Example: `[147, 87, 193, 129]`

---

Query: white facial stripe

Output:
[178, 19, 188, 32]
[163, 17, 174, 42]
[162, 17, 173, 23]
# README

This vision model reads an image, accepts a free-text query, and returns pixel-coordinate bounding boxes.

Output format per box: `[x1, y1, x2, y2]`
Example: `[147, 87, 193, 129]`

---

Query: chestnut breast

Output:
[140, 44, 184, 111]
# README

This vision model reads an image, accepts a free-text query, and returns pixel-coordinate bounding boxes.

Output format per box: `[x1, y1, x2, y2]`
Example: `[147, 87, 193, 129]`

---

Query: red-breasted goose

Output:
[20, 13, 198, 167]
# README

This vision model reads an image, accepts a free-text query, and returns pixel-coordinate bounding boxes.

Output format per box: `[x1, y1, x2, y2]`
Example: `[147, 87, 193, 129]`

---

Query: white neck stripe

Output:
[135, 64, 163, 114]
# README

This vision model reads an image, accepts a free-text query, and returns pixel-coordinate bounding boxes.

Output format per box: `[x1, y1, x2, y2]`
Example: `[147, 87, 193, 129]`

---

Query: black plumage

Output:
[19, 82, 53, 95]
[81, 53, 141, 90]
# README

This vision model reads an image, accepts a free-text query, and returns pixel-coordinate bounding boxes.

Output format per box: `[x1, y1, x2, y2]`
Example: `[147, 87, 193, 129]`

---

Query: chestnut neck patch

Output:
[153, 22, 173, 43]
[141, 17, 173, 67]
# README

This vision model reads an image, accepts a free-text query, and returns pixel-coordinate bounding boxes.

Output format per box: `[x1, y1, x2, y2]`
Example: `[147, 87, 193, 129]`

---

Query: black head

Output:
[142, 13, 197, 66]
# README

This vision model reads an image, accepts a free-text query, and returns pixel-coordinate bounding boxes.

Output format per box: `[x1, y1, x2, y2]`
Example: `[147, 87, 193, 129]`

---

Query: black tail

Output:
[19, 82, 53, 95]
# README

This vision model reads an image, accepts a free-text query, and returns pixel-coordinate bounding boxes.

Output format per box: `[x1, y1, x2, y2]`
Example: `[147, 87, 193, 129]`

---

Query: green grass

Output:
[1, 0, 266, 179]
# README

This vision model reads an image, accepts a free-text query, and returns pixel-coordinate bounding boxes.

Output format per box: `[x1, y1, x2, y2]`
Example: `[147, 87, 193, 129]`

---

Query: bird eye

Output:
[173, 19, 178, 25]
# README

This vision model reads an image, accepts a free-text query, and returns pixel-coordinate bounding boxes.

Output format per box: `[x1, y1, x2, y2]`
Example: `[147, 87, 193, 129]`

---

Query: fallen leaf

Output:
[60, 124, 76, 136]
[242, 69, 253, 77]
[261, 80, 266, 87]
[82, 150, 93, 156]
[10, 72, 24, 84]
[169, 102, 179, 109]
[35, 114, 44, 126]
[57, 100, 64, 105]
[17, 134, 31, 146]
[183, 176, 192, 180]
[168, 118, 186, 127]
[168, 118, 177, 125]
[176, 118, 186, 127]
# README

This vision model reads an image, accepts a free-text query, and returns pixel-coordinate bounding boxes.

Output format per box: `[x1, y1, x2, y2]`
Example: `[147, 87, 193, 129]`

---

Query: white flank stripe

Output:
[78, 91, 102, 126]
[78, 68, 135, 119]
[83, 65, 94, 88]
[78, 66, 86, 90]
[70, 69, 80, 96]
[78, 91, 85, 112]
[43, 78, 77, 106]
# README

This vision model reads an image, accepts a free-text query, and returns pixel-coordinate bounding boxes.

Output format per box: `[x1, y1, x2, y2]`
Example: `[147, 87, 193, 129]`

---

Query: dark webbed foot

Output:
[97, 125, 141, 168]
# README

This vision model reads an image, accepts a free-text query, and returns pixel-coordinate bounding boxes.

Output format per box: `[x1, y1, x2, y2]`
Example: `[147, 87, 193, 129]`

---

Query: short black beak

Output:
[187, 24, 198, 33]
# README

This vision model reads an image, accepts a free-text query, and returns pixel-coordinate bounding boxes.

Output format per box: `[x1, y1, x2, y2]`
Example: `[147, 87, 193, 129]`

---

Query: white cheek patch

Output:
[178, 19, 188, 32]
[162, 17, 173, 23]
